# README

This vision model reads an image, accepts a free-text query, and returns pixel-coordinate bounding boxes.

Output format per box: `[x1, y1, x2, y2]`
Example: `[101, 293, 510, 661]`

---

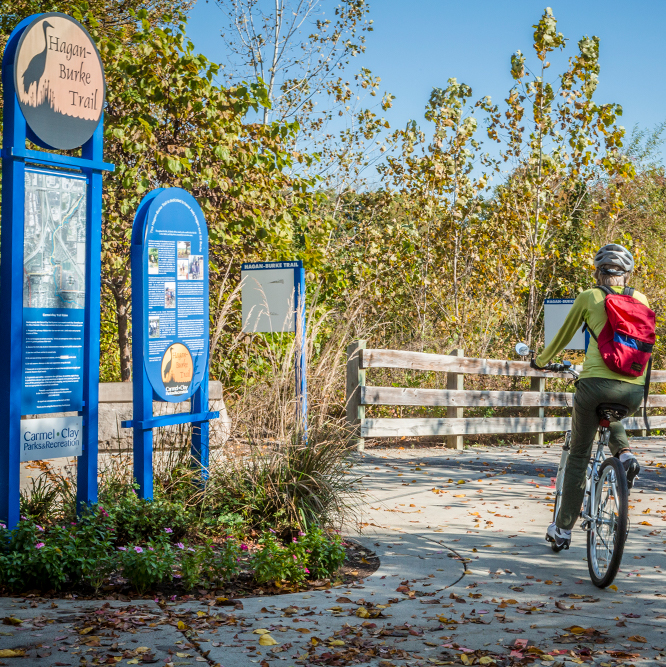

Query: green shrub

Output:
[301, 528, 346, 578]
[118, 542, 174, 595]
[0, 520, 67, 591]
[176, 538, 242, 590]
[0, 508, 118, 592]
[175, 543, 201, 591]
[252, 531, 309, 585]
[104, 487, 191, 544]
[60, 505, 117, 587]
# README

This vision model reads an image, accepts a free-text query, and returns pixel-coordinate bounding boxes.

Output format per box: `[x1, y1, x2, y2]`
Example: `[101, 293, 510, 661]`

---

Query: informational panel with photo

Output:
[141, 191, 209, 402]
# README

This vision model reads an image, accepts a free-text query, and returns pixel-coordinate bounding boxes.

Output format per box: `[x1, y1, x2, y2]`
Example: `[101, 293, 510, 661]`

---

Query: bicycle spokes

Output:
[590, 467, 619, 577]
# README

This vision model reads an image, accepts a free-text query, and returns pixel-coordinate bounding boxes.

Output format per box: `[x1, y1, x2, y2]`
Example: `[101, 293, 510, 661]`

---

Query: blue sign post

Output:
[0, 13, 114, 528]
[122, 188, 218, 499]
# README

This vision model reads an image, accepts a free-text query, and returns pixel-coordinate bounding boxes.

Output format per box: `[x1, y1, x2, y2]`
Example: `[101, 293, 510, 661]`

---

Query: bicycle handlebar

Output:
[540, 362, 579, 379]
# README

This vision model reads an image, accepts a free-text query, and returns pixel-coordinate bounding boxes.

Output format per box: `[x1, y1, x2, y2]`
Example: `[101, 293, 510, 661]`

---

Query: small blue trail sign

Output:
[122, 188, 218, 499]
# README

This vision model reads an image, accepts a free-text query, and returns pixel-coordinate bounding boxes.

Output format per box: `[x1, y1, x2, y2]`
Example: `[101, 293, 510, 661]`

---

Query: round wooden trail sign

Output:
[13, 13, 105, 150]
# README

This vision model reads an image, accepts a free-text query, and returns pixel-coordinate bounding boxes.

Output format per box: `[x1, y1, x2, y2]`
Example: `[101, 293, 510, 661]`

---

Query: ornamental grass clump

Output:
[207, 426, 362, 533]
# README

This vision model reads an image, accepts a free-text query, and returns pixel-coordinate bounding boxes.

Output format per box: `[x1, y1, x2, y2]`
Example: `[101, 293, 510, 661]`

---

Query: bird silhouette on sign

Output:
[162, 347, 173, 383]
[22, 20, 53, 98]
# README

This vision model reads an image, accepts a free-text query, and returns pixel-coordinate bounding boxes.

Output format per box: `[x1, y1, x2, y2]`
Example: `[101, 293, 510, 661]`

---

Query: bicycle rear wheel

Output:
[587, 457, 628, 588]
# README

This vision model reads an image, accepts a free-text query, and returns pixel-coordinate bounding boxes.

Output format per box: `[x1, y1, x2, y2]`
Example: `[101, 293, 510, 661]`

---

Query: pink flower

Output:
[36, 525, 44, 531]
[292, 554, 297, 560]
[118, 547, 127, 551]
[187, 548, 195, 552]
[164, 528, 173, 534]
[0, 523, 6, 529]
[304, 568, 310, 574]
[176, 543, 184, 549]
[299, 531, 305, 536]
[269, 529, 276, 533]
[148, 546, 154, 551]
[35, 542, 45, 549]
[241, 544, 248, 551]
[134, 546, 143, 553]
[170, 595, 177, 601]
[292, 537, 297, 543]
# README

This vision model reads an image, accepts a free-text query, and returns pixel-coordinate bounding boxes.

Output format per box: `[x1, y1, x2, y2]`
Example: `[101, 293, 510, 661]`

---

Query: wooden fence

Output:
[345, 340, 666, 451]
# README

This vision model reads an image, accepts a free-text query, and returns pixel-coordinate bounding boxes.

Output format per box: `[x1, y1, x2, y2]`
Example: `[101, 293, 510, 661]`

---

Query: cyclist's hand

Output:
[530, 358, 545, 370]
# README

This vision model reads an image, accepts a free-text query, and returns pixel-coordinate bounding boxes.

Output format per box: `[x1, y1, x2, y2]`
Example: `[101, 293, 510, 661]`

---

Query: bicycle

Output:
[515, 343, 630, 588]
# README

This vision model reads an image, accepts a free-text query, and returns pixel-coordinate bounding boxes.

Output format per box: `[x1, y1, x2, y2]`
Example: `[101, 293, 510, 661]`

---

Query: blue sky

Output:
[186, 0, 666, 159]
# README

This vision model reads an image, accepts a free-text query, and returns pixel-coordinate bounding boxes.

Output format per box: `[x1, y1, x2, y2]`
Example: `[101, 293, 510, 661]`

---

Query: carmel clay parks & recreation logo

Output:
[13, 13, 106, 150]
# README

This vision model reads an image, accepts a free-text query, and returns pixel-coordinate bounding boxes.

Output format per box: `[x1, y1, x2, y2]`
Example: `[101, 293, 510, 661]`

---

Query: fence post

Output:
[530, 376, 546, 445]
[446, 348, 464, 450]
[346, 340, 366, 452]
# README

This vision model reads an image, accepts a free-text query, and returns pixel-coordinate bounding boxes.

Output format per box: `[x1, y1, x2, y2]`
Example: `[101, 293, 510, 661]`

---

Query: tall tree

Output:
[482, 7, 633, 345]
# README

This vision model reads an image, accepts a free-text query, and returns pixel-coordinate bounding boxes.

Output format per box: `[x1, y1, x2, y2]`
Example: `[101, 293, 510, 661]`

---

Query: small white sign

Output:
[544, 299, 586, 350]
[241, 262, 299, 333]
[20, 416, 83, 462]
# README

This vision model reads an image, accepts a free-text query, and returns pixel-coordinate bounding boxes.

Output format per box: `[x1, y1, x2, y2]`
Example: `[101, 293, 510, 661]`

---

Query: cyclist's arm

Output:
[535, 293, 587, 367]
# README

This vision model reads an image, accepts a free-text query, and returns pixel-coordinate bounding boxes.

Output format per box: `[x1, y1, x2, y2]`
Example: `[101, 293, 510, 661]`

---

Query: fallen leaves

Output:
[258, 634, 278, 646]
[0, 649, 25, 658]
[2, 617, 22, 626]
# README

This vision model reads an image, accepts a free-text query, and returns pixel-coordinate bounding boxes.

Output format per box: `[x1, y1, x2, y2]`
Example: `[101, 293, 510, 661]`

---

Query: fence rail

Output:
[346, 340, 664, 451]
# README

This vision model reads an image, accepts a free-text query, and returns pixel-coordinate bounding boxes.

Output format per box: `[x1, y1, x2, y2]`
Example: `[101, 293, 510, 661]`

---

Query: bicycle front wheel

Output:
[587, 457, 628, 588]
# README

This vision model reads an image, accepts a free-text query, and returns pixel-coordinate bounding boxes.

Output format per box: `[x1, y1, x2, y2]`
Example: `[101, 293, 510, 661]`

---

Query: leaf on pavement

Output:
[259, 634, 278, 646]
[0, 649, 25, 657]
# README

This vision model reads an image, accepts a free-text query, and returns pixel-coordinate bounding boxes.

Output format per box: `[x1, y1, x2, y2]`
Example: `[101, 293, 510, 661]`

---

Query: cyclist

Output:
[532, 244, 646, 550]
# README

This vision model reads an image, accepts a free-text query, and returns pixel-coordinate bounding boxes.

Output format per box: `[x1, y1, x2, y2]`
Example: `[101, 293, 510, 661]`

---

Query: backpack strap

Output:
[596, 284, 614, 297]
[582, 321, 598, 342]
[584, 285, 629, 342]
[644, 356, 652, 435]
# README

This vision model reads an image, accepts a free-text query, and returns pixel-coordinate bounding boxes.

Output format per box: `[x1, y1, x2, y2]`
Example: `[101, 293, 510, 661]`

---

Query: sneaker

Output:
[546, 522, 571, 550]
[619, 451, 640, 489]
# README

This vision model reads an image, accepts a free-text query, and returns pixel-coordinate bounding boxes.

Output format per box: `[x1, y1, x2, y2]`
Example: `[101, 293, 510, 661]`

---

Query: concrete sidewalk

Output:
[1, 440, 666, 666]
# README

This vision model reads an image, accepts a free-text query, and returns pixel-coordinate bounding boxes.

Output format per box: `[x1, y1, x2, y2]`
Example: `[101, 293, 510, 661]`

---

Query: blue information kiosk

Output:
[0, 13, 114, 527]
[122, 188, 218, 498]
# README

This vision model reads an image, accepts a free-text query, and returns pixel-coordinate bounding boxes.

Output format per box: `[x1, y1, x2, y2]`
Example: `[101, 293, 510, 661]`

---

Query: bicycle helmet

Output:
[593, 243, 634, 275]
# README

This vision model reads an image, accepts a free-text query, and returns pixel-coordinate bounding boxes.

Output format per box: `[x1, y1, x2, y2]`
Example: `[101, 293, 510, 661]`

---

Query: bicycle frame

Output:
[580, 426, 612, 528]
[553, 423, 614, 529]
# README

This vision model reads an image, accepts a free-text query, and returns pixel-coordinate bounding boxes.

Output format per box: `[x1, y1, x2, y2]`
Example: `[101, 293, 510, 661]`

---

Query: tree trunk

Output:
[112, 287, 132, 381]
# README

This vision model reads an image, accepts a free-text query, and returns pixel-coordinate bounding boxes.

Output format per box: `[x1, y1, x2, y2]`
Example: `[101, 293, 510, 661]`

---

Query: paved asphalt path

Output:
[2, 439, 666, 667]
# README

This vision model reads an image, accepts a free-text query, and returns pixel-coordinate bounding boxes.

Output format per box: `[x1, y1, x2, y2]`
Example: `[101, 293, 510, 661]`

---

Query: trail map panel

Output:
[21, 168, 87, 415]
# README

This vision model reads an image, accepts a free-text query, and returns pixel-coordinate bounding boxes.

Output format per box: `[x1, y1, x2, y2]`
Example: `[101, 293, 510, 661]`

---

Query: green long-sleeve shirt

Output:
[535, 286, 649, 385]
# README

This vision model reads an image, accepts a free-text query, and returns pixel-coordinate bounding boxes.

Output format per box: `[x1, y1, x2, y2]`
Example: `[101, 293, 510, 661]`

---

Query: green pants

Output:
[555, 377, 644, 531]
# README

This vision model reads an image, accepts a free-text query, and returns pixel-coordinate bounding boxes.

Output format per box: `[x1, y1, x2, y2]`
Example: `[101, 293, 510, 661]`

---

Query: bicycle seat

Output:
[596, 403, 629, 423]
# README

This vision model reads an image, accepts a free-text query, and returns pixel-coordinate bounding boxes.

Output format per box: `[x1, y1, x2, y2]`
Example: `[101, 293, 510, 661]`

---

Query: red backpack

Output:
[584, 286, 655, 376]
[584, 285, 656, 430]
